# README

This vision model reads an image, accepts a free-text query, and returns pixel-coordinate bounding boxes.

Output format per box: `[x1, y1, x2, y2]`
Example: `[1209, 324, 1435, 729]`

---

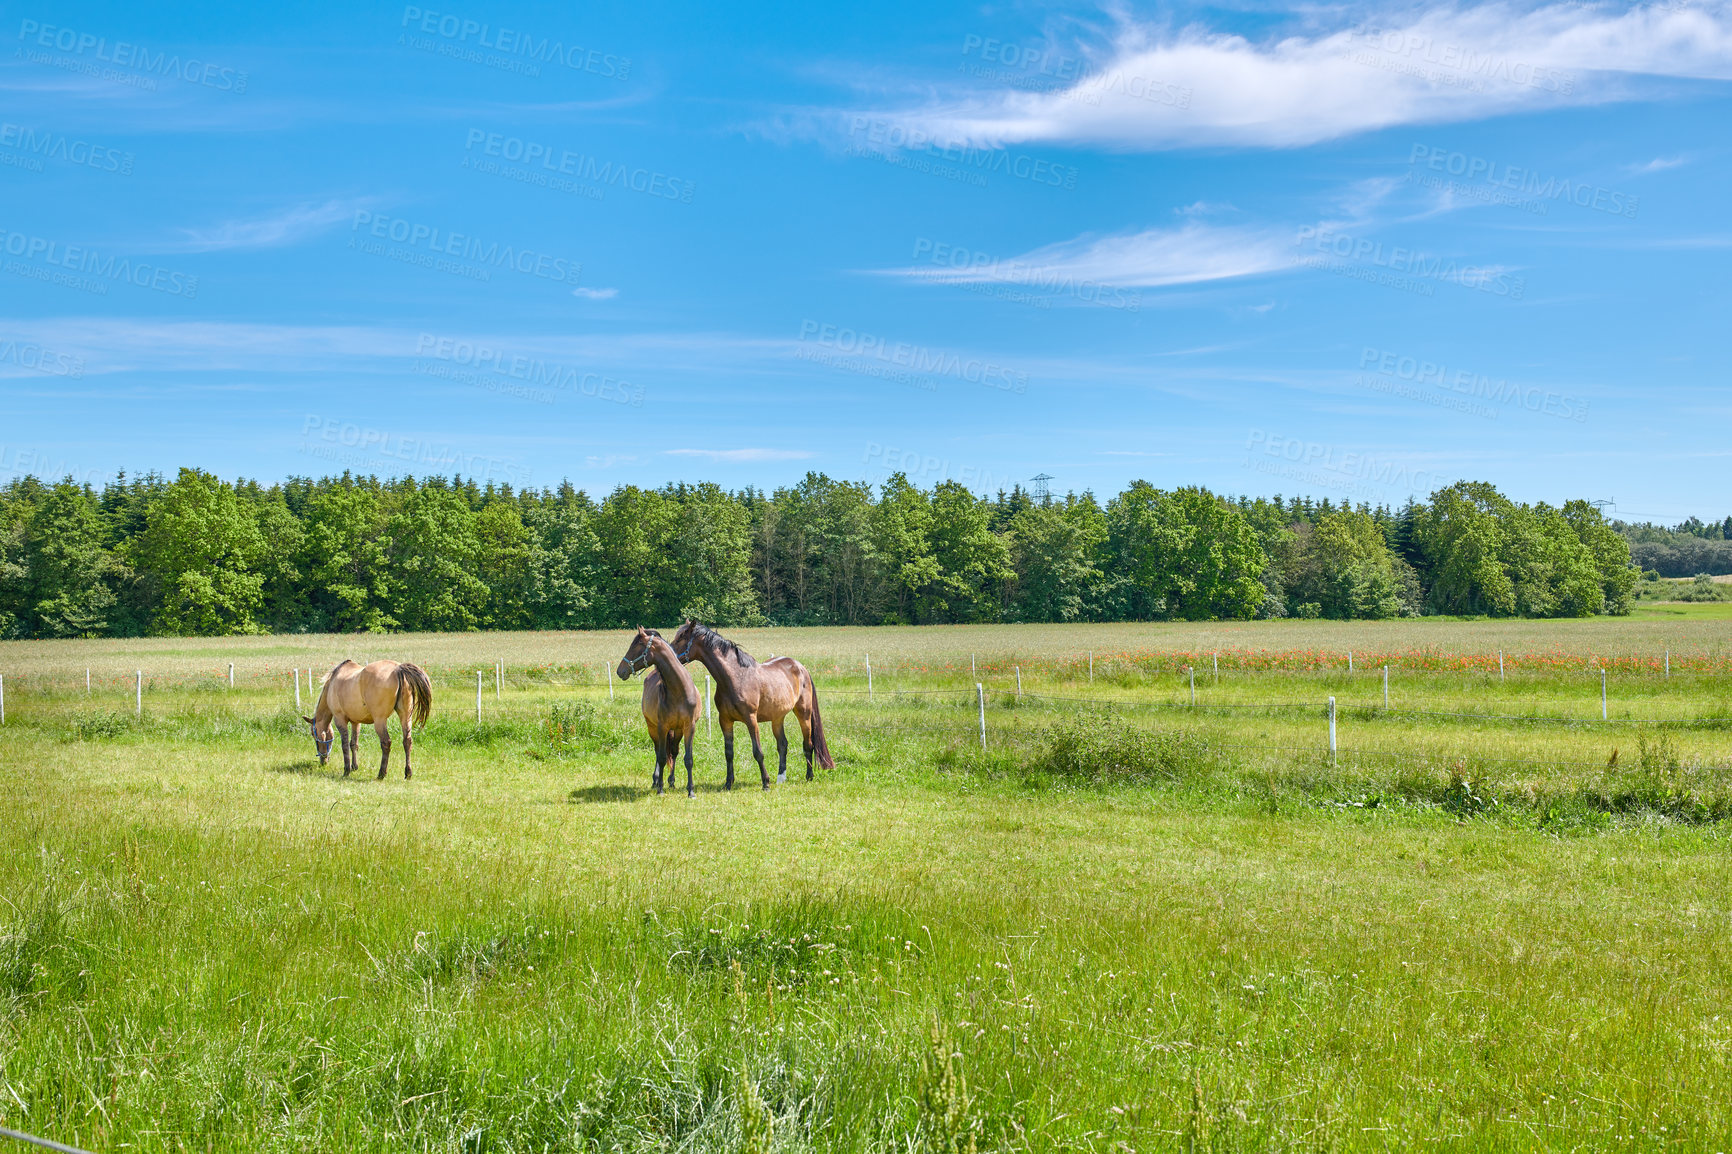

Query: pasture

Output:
[3, 619, 1732, 1152]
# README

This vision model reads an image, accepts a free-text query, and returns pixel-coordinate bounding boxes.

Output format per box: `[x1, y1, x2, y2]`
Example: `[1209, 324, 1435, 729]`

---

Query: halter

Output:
[624, 645, 656, 674]
[310, 723, 333, 758]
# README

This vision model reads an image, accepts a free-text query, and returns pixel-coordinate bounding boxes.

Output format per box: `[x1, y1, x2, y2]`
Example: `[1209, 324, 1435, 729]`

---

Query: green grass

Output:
[3, 622, 1732, 1151]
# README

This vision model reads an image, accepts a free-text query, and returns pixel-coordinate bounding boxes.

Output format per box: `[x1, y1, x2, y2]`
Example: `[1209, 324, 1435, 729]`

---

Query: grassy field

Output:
[3, 619, 1732, 1152]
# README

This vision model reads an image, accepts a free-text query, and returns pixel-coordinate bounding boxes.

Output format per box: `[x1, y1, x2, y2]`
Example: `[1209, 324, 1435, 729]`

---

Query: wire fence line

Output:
[6, 670, 1732, 731]
[0, 1126, 96, 1154]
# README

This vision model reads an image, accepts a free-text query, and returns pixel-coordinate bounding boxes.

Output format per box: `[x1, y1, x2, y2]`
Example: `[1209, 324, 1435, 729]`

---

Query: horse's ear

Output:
[301, 714, 315, 725]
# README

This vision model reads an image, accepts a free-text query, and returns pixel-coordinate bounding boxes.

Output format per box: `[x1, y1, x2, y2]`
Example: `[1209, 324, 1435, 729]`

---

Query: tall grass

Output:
[4, 624, 1732, 1150]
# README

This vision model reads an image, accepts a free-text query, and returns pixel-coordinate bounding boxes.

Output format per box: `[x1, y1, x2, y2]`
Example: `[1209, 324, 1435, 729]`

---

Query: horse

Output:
[303, 659, 433, 779]
[617, 627, 705, 797]
[666, 619, 833, 790]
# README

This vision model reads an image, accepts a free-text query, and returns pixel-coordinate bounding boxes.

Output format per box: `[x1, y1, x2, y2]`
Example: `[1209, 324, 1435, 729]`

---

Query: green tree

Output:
[1564, 500, 1637, 615]
[1107, 484, 1265, 620]
[130, 469, 268, 636]
[1008, 498, 1105, 622]
[1413, 482, 1516, 615]
[522, 500, 599, 629]
[385, 486, 488, 631]
[299, 484, 394, 632]
[22, 482, 116, 637]
[872, 474, 940, 624]
[925, 481, 1012, 623]
[474, 499, 536, 630]
[1285, 508, 1413, 619]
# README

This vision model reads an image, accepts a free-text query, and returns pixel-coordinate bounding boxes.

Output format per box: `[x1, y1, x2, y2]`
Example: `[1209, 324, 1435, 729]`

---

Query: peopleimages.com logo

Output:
[398, 6, 630, 79]
[16, 19, 248, 91]
[349, 211, 581, 285]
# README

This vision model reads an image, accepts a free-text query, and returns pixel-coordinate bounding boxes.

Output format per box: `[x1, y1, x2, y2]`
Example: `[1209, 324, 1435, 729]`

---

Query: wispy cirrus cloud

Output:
[158, 198, 370, 253]
[889, 220, 1301, 289]
[844, 3, 1732, 151]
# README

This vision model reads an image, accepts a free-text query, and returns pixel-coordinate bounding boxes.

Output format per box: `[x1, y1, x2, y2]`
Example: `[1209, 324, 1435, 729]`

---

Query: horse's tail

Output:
[807, 674, 835, 770]
[397, 662, 434, 731]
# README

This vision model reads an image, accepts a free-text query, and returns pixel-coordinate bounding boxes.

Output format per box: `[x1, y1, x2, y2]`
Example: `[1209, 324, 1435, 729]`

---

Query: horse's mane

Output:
[696, 623, 756, 668]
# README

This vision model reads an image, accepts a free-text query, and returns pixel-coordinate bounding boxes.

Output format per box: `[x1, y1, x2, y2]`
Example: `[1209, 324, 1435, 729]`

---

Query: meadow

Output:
[3, 617, 1732, 1152]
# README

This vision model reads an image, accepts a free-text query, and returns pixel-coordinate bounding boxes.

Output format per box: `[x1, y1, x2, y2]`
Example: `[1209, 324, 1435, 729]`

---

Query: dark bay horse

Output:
[303, 659, 433, 779]
[667, 620, 833, 790]
[617, 627, 704, 797]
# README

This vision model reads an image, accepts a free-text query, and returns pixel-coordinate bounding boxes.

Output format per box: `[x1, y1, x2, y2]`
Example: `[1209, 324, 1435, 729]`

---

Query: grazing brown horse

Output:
[617, 627, 704, 797]
[666, 619, 833, 790]
[303, 659, 433, 779]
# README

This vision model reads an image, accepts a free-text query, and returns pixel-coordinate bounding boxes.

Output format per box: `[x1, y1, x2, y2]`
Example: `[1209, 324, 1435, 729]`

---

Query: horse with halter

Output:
[666, 619, 834, 790]
[303, 659, 433, 779]
[617, 627, 705, 797]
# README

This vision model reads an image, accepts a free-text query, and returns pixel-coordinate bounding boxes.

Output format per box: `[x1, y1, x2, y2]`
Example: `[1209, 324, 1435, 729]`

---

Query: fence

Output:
[3, 653, 1730, 774]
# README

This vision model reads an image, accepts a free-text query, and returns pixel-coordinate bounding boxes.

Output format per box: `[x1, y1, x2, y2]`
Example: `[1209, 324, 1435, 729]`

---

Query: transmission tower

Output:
[1029, 473, 1053, 502]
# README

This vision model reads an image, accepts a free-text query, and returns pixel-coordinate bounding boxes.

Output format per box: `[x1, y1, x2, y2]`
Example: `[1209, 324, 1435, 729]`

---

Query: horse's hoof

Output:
[686, 789, 694, 799]
[777, 773, 787, 784]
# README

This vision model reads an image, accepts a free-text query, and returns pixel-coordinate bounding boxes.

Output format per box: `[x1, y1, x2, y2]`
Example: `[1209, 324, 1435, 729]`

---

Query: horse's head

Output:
[302, 714, 333, 765]
[617, 627, 658, 680]
[667, 619, 703, 663]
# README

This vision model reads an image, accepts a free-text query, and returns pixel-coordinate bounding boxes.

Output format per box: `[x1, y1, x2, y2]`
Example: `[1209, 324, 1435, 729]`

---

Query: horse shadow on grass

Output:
[567, 781, 741, 803]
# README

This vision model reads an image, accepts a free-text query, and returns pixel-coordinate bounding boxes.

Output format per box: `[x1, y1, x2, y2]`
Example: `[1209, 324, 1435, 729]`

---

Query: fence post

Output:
[1601, 667, 1607, 721]
[971, 653, 976, 676]
[1348, 651, 1353, 673]
[1015, 665, 1022, 698]
[607, 664, 613, 700]
[1383, 665, 1389, 710]
[1088, 651, 1093, 683]
[976, 683, 986, 750]
[294, 670, 302, 713]
[866, 653, 873, 697]
[1499, 650, 1504, 681]
[1188, 665, 1195, 706]
[136, 670, 142, 716]
[228, 663, 234, 690]
[476, 672, 482, 723]
[86, 669, 91, 695]
[1213, 651, 1218, 683]
[1327, 695, 1336, 760]
[1665, 649, 1670, 679]
[495, 660, 501, 700]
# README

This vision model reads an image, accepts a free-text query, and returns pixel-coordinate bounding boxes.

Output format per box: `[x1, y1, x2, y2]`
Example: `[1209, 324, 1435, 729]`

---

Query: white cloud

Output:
[572, 286, 620, 299]
[893, 220, 1300, 288]
[665, 448, 817, 462]
[853, 3, 1732, 151]
[158, 199, 368, 253]
[1627, 153, 1691, 173]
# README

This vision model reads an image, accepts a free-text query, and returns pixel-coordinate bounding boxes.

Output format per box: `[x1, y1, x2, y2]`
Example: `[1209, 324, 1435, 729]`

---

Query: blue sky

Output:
[1, 0, 1727, 521]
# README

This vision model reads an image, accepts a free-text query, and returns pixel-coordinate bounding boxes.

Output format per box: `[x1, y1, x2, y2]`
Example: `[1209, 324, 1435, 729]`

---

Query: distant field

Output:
[3, 614, 1730, 687]
[3, 620, 1731, 1151]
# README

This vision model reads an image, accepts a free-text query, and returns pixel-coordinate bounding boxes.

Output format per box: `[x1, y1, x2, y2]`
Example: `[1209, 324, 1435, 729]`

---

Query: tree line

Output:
[0, 469, 1645, 638]
[1614, 516, 1732, 578]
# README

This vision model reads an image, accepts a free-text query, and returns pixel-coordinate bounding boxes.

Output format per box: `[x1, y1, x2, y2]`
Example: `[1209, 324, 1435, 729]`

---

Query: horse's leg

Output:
[401, 709, 413, 780]
[651, 732, 666, 795]
[683, 729, 694, 798]
[772, 718, 789, 785]
[722, 719, 736, 790]
[744, 716, 769, 790]
[797, 699, 816, 780]
[376, 719, 391, 780]
[338, 720, 353, 776]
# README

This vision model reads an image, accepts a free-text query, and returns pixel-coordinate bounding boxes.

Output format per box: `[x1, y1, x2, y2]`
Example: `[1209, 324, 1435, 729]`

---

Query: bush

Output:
[543, 701, 628, 754]
[1034, 713, 1216, 784]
